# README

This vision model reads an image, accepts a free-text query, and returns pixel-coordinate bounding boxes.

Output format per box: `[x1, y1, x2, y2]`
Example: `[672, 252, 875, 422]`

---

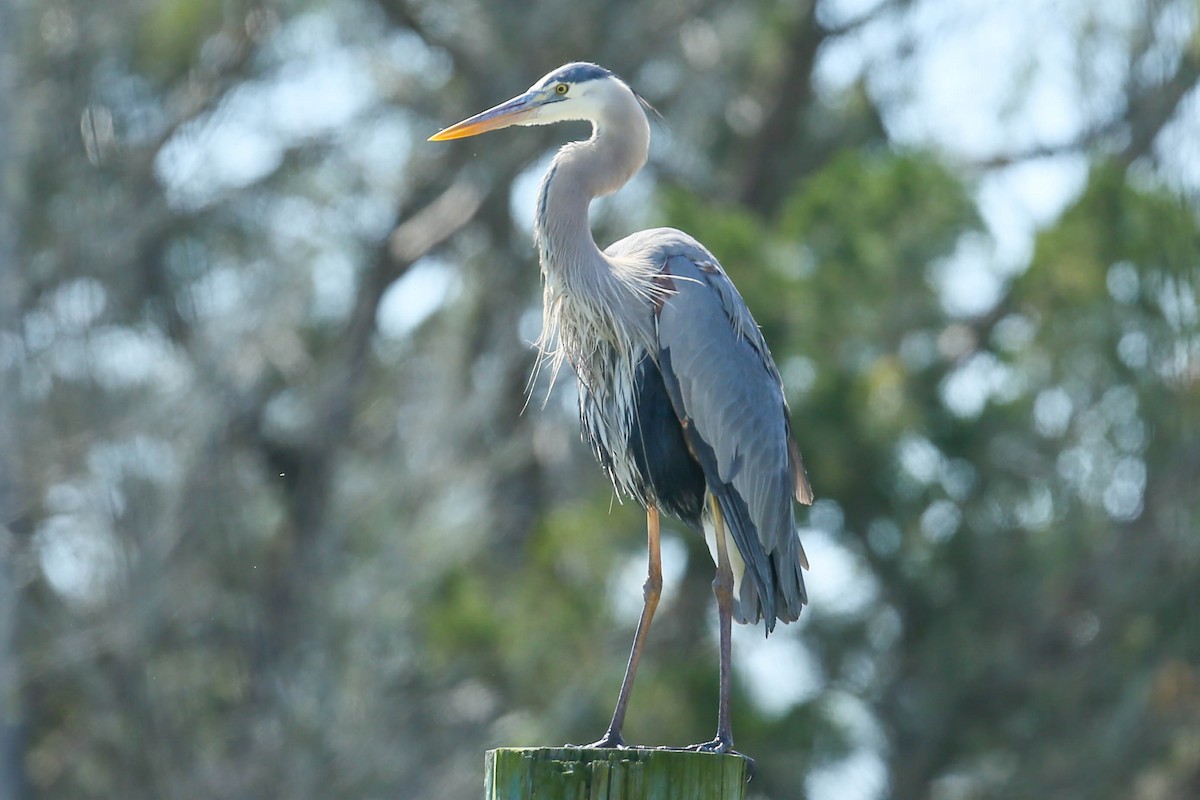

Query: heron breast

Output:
[578, 348, 705, 529]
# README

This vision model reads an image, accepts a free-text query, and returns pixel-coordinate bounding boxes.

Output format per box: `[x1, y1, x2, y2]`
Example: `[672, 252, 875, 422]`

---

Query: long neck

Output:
[532, 95, 653, 383]
[534, 103, 650, 288]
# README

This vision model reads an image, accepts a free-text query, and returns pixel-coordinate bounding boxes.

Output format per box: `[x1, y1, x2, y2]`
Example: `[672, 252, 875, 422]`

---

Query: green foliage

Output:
[137, 0, 229, 80]
[421, 498, 632, 709]
[1023, 162, 1200, 308]
[780, 151, 977, 275]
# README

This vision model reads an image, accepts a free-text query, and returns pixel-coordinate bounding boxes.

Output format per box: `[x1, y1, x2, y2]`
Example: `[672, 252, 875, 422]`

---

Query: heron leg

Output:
[590, 507, 663, 749]
[689, 494, 736, 754]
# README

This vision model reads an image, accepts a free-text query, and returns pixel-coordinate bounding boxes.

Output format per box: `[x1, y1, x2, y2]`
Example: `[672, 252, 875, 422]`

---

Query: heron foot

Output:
[685, 736, 732, 754]
[584, 730, 627, 749]
[683, 739, 755, 778]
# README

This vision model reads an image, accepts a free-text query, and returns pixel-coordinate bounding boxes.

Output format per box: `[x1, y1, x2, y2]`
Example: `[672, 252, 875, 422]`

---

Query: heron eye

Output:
[555, 83, 569, 95]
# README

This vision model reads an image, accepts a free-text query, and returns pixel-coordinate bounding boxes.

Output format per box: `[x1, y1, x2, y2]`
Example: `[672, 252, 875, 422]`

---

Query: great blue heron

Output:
[430, 63, 812, 753]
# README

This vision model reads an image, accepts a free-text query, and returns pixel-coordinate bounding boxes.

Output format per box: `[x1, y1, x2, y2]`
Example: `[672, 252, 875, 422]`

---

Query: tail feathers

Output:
[773, 545, 808, 622]
[727, 538, 808, 635]
[710, 525, 806, 633]
[702, 491, 808, 635]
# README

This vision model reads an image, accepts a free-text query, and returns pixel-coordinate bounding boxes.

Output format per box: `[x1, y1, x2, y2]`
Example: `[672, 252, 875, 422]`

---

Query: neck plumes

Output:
[533, 93, 654, 382]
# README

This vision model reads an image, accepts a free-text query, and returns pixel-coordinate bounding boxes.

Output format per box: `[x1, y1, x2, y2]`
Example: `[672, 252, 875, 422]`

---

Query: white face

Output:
[520, 73, 631, 127]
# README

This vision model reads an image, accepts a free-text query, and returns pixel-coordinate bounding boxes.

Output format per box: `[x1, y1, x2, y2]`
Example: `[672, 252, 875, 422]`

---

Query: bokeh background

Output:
[2, 0, 1199, 798]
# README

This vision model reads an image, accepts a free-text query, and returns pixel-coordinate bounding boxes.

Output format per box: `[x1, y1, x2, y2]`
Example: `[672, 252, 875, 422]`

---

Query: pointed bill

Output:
[428, 91, 545, 141]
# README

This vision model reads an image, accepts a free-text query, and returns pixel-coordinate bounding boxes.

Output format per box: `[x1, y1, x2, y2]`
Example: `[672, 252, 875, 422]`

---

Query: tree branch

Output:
[976, 44, 1200, 172]
[737, 2, 826, 215]
[1117, 46, 1200, 168]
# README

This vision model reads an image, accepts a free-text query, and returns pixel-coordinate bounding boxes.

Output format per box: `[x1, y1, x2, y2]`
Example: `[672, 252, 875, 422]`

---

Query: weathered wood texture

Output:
[484, 747, 750, 800]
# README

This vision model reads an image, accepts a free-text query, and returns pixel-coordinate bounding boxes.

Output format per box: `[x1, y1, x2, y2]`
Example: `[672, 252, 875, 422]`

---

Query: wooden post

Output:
[484, 747, 750, 800]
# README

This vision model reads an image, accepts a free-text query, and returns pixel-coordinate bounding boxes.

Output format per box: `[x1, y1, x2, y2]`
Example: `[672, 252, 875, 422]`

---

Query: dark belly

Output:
[580, 354, 706, 528]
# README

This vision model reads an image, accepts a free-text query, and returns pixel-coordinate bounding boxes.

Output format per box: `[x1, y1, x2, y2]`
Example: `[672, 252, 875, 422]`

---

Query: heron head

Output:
[429, 63, 634, 141]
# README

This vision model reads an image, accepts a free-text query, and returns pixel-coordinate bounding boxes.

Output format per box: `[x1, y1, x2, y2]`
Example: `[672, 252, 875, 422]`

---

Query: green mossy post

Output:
[484, 747, 750, 800]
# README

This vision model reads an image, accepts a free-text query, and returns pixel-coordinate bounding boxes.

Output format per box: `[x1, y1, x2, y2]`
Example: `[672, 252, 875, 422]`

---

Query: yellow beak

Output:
[428, 90, 546, 141]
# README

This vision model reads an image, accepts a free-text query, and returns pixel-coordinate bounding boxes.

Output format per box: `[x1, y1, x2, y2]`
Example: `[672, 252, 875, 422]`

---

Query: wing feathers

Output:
[654, 251, 808, 628]
[789, 437, 815, 506]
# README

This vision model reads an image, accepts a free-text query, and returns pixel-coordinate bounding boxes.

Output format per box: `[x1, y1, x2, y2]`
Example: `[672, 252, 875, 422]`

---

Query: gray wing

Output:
[650, 243, 812, 628]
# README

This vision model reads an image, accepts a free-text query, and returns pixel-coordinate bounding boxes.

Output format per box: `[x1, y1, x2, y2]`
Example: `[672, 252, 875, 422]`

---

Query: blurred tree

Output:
[2, 0, 1198, 799]
[1, 2, 29, 796]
